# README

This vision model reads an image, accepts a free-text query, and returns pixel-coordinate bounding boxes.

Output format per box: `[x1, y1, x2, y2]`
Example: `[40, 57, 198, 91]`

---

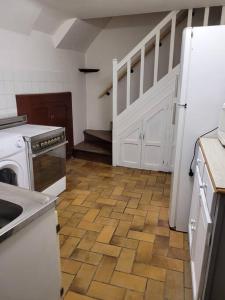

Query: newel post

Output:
[112, 58, 118, 121]
[112, 58, 118, 166]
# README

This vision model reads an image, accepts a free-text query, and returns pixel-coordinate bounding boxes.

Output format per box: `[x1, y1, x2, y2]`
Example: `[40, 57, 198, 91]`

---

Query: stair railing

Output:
[113, 10, 179, 122]
[112, 6, 225, 123]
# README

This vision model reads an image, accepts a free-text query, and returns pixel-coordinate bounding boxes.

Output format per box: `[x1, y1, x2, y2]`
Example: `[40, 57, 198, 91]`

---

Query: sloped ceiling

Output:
[37, 0, 225, 19]
[0, 0, 110, 52]
[0, 0, 69, 35]
[55, 18, 110, 52]
[33, 6, 69, 34]
[0, 0, 42, 34]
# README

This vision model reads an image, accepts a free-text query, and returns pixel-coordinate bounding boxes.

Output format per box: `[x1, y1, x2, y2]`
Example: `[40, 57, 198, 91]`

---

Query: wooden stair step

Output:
[84, 130, 112, 144]
[73, 142, 112, 165]
[74, 142, 112, 156]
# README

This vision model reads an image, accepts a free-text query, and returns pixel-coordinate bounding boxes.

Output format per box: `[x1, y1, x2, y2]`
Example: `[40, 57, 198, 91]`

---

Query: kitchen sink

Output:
[0, 199, 23, 229]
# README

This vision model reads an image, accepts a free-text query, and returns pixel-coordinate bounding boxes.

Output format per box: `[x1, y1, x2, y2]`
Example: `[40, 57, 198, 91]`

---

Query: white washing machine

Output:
[0, 132, 30, 189]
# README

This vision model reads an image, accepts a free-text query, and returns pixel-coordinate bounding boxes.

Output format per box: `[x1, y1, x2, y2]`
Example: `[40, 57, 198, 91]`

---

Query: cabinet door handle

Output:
[139, 132, 145, 140]
[200, 182, 207, 189]
[191, 224, 196, 231]
[199, 188, 212, 224]
[190, 219, 196, 231]
[197, 158, 201, 165]
[174, 75, 179, 98]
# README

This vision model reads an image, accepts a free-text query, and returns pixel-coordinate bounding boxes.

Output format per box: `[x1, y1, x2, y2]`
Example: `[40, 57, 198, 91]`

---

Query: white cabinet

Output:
[190, 187, 212, 300]
[0, 208, 61, 300]
[189, 138, 225, 299]
[189, 149, 213, 300]
[119, 100, 173, 171]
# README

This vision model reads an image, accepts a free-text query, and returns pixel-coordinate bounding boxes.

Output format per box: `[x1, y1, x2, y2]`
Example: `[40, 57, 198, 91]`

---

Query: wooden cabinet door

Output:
[16, 92, 74, 158]
[191, 187, 212, 300]
[48, 99, 73, 157]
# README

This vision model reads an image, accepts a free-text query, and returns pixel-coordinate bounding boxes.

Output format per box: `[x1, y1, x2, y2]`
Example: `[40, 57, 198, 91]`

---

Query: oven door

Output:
[31, 142, 67, 192]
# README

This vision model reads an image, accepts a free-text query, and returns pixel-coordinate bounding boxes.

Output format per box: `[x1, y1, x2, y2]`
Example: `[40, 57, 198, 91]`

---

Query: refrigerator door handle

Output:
[177, 103, 187, 109]
[174, 75, 179, 98]
[172, 103, 177, 125]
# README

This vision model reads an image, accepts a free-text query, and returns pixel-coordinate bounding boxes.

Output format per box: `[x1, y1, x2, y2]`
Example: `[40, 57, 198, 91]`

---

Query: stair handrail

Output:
[99, 11, 179, 99]
[116, 10, 178, 71]
[112, 9, 182, 122]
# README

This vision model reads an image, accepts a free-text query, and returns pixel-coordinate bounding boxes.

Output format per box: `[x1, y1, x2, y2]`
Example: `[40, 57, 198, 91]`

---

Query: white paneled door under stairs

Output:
[111, 6, 225, 171]
[119, 94, 174, 172]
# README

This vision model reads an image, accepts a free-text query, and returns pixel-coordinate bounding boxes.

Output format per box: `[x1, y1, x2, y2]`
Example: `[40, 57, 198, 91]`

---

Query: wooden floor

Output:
[57, 159, 192, 300]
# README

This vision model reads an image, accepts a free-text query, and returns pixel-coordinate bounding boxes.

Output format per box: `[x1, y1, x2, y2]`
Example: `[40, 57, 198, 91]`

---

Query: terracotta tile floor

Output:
[57, 158, 192, 300]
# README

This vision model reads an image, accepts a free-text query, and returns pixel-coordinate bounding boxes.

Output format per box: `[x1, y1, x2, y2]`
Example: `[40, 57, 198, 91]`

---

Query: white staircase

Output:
[112, 6, 225, 170]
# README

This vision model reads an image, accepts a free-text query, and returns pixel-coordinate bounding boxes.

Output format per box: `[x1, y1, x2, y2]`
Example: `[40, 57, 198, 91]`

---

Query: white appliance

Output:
[169, 26, 225, 232]
[0, 183, 61, 300]
[217, 103, 225, 146]
[0, 116, 67, 196]
[0, 132, 30, 189]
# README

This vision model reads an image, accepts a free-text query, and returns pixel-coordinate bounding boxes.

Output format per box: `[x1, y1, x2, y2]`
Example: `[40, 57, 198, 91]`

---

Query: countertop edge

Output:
[200, 138, 225, 194]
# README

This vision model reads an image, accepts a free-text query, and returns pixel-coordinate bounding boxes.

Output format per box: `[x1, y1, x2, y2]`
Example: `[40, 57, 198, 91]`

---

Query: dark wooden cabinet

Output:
[16, 92, 74, 158]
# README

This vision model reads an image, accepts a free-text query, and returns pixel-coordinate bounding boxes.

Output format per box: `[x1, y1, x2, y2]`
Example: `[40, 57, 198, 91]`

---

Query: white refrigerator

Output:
[169, 26, 225, 232]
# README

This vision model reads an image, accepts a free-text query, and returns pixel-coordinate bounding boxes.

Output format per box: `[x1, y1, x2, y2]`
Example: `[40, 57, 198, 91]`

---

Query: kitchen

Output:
[1, 1, 225, 300]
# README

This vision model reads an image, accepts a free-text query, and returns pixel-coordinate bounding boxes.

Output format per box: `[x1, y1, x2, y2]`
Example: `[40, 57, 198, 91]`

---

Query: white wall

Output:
[85, 12, 167, 130]
[0, 29, 86, 144]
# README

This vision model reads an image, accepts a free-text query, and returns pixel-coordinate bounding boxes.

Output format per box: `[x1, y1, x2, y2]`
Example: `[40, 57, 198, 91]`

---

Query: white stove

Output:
[0, 116, 67, 196]
[3, 124, 62, 137]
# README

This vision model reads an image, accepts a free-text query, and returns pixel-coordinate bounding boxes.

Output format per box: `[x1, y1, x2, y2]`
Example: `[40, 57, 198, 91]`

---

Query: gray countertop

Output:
[0, 183, 57, 242]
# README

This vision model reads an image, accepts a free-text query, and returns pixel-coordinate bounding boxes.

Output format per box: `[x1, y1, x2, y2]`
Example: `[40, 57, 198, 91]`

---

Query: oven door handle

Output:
[32, 141, 68, 158]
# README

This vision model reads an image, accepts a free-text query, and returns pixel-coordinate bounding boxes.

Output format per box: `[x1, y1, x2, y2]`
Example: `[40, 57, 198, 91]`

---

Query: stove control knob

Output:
[16, 139, 23, 148]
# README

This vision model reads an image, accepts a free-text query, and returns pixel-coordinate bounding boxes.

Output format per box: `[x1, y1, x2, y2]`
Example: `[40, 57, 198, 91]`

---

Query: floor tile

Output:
[61, 237, 80, 258]
[92, 242, 121, 257]
[64, 291, 95, 300]
[88, 281, 126, 300]
[145, 279, 164, 300]
[71, 248, 102, 265]
[96, 225, 116, 243]
[116, 248, 135, 273]
[165, 270, 184, 300]
[70, 263, 96, 294]
[62, 272, 74, 294]
[133, 262, 166, 282]
[94, 255, 117, 283]
[128, 230, 155, 243]
[111, 271, 147, 292]
[61, 259, 82, 275]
